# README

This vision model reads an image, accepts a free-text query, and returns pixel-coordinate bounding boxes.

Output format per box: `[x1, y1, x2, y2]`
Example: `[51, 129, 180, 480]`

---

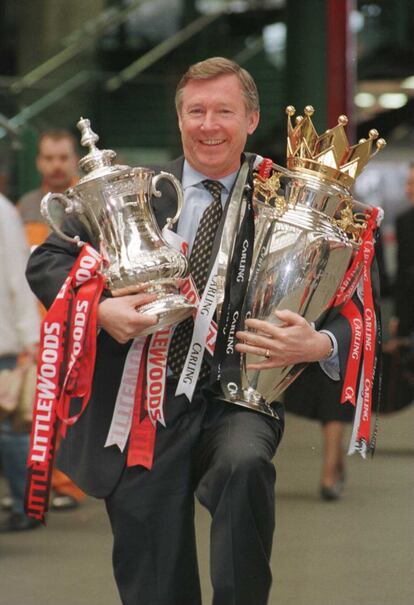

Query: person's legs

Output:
[320, 420, 345, 499]
[105, 383, 205, 605]
[195, 402, 284, 605]
[0, 419, 30, 514]
[0, 414, 41, 530]
[0, 356, 30, 516]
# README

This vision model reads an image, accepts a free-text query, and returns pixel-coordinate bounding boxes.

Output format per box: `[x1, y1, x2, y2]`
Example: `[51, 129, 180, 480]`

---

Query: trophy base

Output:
[219, 387, 280, 419]
[138, 294, 195, 336]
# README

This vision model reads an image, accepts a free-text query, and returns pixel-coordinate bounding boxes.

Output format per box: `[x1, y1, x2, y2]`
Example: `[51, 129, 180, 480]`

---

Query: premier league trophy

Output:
[219, 105, 385, 417]
[41, 117, 195, 335]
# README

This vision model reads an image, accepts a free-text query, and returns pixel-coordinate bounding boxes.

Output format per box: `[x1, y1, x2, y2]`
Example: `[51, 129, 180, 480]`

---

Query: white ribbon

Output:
[162, 226, 218, 400]
[104, 336, 146, 452]
[175, 255, 219, 401]
[347, 365, 366, 458]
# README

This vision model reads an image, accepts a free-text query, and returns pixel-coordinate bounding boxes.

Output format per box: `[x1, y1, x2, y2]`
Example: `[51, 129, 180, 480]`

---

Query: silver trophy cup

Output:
[41, 118, 195, 335]
[219, 106, 385, 417]
[231, 166, 355, 417]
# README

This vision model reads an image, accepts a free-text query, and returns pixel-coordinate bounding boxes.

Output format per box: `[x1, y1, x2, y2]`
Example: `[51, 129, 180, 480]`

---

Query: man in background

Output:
[17, 129, 79, 247]
[16, 129, 85, 512]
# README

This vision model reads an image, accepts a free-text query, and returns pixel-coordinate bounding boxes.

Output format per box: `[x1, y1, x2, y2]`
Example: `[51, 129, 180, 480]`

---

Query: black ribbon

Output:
[210, 164, 256, 399]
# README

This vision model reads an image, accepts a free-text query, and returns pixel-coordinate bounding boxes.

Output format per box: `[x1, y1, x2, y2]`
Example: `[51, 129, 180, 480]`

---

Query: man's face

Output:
[36, 137, 78, 191]
[406, 166, 414, 206]
[178, 74, 259, 179]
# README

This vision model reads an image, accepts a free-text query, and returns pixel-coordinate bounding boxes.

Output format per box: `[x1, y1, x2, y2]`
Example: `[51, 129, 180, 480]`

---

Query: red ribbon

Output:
[127, 339, 157, 469]
[332, 208, 379, 309]
[340, 300, 363, 406]
[356, 237, 376, 447]
[257, 158, 274, 179]
[25, 245, 104, 522]
[335, 207, 379, 452]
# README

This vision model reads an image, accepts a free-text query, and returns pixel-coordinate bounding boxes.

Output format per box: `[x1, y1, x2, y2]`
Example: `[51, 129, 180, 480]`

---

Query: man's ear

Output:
[247, 111, 260, 135]
[177, 113, 183, 133]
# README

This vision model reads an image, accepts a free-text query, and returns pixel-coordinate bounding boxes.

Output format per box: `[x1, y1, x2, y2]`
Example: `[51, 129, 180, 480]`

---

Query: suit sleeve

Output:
[26, 216, 93, 309]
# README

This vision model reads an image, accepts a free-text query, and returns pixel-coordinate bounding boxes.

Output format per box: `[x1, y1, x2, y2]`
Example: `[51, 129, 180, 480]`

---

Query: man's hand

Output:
[98, 293, 159, 343]
[235, 309, 332, 369]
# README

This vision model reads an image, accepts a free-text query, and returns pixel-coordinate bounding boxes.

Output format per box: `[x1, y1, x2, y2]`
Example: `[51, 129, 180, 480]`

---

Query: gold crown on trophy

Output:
[286, 105, 386, 189]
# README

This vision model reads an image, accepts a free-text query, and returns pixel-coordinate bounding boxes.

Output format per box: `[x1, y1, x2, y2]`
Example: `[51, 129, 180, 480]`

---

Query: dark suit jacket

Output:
[395, 207, 414, 337]
[26, 156, 353, 497]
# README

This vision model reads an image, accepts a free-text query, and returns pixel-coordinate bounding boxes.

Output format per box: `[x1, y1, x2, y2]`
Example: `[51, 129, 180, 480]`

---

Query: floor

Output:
[1, 405, 413, 605]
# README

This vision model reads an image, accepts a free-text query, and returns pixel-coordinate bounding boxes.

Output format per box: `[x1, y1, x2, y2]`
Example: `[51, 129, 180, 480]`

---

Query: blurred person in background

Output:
[394, 162, 414, 341]
[381, 162, 414, 413]
[0, 192, 41, 532]
[15, 130, 85, 512]
[17, 129, 79, 249]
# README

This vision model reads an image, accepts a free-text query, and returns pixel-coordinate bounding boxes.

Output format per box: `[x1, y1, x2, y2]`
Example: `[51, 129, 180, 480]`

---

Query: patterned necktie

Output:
[168, 179, 224, 378]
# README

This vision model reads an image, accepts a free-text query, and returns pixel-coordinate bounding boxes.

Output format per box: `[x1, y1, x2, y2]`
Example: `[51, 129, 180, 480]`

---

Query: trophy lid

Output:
[76, 117, 128, 183]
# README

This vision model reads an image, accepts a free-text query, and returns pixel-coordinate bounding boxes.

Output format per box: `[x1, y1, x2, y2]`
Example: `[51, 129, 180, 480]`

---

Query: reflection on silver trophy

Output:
[222, 106, 386, 417]
[41, 117, 195, 335]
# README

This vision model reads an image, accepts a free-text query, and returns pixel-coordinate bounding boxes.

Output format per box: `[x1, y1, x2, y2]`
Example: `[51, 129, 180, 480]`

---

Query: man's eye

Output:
[188, 108, 203, 115]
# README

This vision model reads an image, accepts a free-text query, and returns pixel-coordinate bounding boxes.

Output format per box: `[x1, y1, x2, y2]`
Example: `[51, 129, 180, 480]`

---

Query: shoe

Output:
[0, 512, 43, 532]
[0, 495, 13, 511]
[320, 473, 346, 502]
[51, 494, 80, 511]
[320, 484, 341, 501]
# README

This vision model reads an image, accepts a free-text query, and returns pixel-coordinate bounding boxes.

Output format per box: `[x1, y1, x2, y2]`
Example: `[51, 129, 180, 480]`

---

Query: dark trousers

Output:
[105, 381, 284, 605]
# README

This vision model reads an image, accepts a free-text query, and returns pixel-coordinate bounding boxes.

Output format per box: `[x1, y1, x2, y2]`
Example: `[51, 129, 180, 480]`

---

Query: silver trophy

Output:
[220, 106, 385, 417]
[41, 117, 195, 335]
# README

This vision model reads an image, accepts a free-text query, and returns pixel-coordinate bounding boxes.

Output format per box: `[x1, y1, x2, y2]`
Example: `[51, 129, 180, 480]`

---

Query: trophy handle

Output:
[151, 171, 184, 230]
[40, 191, 85, 247]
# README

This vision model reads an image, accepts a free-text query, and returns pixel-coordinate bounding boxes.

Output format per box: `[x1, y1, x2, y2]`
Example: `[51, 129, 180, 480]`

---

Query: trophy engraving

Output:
[41, 118, 196, 335]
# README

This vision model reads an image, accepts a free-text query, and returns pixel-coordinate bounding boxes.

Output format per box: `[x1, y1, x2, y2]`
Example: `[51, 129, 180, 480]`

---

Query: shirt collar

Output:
[182, 160, 238, 194]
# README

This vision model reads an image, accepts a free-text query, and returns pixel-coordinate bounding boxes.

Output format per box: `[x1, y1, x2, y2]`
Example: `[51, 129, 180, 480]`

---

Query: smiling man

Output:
[26, 58, 344, 605]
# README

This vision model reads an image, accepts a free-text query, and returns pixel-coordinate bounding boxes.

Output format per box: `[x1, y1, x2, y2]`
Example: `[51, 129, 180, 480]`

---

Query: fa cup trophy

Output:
[41, 117, 195, 335]
[219, 105, 385, 417]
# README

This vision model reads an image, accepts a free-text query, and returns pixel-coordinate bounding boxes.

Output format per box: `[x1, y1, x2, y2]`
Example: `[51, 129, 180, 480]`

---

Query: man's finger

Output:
[112, 282, 151, 297]
[130, 292, 159, 307]
[235, 341, 272, 358]
[133, 312, 158, 324]
[242, 319, 280, 338]
[274, 309, 307, 326]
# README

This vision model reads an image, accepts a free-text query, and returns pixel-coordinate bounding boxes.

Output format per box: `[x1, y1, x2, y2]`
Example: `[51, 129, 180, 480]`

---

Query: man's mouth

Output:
[200, 139, 225, 146]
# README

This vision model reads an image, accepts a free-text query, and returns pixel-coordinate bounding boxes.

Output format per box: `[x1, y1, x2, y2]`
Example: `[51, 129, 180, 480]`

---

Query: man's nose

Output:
[51, 158, 64, 170]
[200, 111, 219, 130]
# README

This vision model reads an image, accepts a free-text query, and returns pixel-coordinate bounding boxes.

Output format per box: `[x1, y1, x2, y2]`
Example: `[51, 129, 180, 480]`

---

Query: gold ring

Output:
[265, 349, 271, 358]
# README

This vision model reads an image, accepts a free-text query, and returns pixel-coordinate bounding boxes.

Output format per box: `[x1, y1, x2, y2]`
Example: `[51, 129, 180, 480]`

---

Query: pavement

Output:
[1, 404, 413, 605]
